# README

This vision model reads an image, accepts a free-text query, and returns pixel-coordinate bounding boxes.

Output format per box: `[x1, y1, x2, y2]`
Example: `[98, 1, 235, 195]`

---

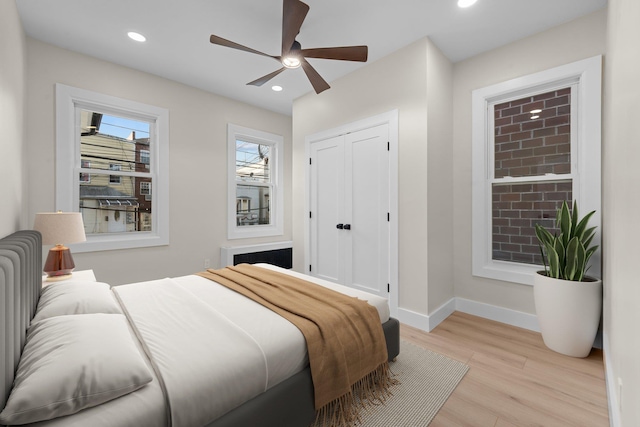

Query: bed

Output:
[0, 231, 400, 427]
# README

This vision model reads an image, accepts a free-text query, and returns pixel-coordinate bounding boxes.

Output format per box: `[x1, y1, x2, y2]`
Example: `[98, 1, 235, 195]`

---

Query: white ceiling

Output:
[16, 0, 606, 116]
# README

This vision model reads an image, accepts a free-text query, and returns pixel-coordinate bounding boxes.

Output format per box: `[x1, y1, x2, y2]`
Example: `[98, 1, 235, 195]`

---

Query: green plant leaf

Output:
[564, 237, 580, 280]
[575, 240, 586, 282]
[559, 202, 572, 249]
[538, 243, 548, 273]
[546, 242, 560, 278]
[535, 224, 555, 247]
[571, 200, 579, 239]
[554, 238, 565, 272]
[585, 245, 599, 266]
[582, 226, 597, 249]
[575, 210, 596, 240]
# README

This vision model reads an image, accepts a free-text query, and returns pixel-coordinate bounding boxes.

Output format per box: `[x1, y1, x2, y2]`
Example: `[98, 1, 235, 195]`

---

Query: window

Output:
[79, 160, 91, 183]
[227, 124, 283, 239]
[109, 164, 122, 184]
[472, 56, 601, 285]
[56, 84, 169, 252]
[140, 181, 151, 195]
[140, 149, 150, 168]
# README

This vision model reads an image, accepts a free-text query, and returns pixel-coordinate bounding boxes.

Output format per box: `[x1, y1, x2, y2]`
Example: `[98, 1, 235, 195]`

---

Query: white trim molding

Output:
[398, 297, 540, 333]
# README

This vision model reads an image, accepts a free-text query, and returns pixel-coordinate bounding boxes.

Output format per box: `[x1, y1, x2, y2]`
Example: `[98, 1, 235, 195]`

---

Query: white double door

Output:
[309, 123, 389, 298]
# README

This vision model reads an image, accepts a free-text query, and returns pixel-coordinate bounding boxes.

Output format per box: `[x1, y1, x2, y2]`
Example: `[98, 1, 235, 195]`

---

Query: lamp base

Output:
[44, 273, 74, 282]
[43, 244, 76, 280]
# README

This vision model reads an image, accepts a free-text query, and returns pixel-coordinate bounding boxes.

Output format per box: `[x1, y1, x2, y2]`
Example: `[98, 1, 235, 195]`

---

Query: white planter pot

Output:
[533, 272, 602, 358]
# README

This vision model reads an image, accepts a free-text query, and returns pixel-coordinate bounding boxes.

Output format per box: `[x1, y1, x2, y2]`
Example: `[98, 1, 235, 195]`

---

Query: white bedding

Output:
[31, 264, 390, 427]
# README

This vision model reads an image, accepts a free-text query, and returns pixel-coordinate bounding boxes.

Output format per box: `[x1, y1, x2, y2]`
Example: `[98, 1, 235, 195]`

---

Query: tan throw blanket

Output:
[197, 264, 394, 426]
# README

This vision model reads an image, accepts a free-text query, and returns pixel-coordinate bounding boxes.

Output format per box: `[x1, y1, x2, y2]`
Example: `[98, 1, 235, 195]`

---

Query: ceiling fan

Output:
[209, 0, 368, 94]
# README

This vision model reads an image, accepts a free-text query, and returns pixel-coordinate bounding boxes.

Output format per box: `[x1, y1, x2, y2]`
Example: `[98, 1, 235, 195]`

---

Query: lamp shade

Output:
[33, 212, 86, 245]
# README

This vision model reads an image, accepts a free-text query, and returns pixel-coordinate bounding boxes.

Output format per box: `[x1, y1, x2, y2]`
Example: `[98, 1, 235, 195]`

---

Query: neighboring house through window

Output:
[471, 56, 602, 286]
[56, 84, 169, 252]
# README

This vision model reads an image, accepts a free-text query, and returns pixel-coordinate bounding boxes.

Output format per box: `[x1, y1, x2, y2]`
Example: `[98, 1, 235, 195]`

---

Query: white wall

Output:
[25, 39, 292, 285]
[292, 37, 454, 320]
[0, 1, 26, 237]
[603, 0, 640, 424]
[426, 40, 454, 313]
[451, 9, 607, 315]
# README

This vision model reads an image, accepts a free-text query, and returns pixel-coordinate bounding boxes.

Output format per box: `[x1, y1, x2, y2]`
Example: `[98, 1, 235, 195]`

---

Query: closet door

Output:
[309, 124, 389, 299]
[309, 135, 345, 284]
[344, 124, 389, 297]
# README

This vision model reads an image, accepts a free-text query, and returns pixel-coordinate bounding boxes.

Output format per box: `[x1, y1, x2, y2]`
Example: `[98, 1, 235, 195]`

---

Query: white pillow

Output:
[32, 281, 122, 323]
[0, 314, 153, 425]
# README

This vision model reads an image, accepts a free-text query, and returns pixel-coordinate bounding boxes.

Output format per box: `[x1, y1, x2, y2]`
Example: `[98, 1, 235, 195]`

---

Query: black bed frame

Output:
[0, 230, 400, 427]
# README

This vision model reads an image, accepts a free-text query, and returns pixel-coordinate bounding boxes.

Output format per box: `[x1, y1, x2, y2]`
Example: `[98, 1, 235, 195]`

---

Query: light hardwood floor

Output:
[400, 312, 609, 427]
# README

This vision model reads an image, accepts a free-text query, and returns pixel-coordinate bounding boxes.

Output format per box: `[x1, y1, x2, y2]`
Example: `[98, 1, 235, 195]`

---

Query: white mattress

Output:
[32, 264, 390, 427]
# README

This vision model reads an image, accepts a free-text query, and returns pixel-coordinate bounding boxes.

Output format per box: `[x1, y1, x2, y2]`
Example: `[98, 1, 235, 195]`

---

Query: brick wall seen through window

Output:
[492, 88, 572, 265]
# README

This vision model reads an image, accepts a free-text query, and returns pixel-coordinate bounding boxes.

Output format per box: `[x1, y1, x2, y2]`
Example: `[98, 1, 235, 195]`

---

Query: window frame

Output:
[227, 123, 283, 239]
[56, 84, 169, 252]
[471, 56, 602, 285]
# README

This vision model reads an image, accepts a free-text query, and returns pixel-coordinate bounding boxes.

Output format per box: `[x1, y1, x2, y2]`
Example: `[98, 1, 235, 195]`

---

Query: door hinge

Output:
[309, 265, 312, 272]
[309, 211, 312, 219]
[309, 158, 312, 165]
[387, 283, 390, 293]
[387, 141, 390, 151]
[387, 212, 390, 222]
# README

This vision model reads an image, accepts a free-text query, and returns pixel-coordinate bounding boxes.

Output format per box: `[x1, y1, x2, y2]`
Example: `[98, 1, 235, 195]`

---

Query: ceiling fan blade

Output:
[282, 0, 309, 56]
[210, 35, 279, 61]
[301, 46, 368, 62]
[247, 67, 287, 87]
[301, 59, 330, 94]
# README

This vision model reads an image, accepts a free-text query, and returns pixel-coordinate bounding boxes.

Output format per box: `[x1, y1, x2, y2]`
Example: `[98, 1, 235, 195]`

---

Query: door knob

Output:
[336, 223, 344, 229]
[343, 224, 351, 230]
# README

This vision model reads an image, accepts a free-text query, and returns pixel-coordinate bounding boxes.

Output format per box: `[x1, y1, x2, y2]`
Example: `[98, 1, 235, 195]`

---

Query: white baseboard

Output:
[428, 298, 457, 331]
[396, 308, 430, 331]
[454, 298, 541, 332]
[396, 298, 456, 332]
[396, 297, 540, 333]
[603, 333, 620, 427]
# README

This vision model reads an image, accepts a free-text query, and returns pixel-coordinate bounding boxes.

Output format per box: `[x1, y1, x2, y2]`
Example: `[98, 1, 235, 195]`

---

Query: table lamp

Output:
[33, 212, 87, 281]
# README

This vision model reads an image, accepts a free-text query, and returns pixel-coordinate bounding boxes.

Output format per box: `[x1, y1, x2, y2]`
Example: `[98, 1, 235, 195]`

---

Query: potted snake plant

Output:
[533, 200, 601, 357]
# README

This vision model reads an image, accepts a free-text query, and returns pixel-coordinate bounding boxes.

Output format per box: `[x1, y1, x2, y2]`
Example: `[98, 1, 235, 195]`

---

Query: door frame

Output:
[304, 110, 399, 318]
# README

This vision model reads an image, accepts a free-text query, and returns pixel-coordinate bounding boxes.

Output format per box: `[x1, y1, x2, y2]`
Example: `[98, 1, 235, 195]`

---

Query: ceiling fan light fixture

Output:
[127, 31, 146, 42]
[457, 0, 478, 8]
[282, 56, 301, 69]
[272, 85, 283, 92]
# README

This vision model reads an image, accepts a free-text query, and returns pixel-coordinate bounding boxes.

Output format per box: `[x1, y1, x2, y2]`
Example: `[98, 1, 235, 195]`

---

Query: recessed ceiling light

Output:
[457, 0, 478, 7]
[530, 109, 542, 114]
[530, 115, 540, 120]
[127, 32, 146, 42]
[272, 86, 283, 92]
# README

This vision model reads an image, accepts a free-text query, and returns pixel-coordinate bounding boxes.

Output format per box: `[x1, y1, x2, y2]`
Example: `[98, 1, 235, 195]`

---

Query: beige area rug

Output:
[357, 340, 469, 427]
